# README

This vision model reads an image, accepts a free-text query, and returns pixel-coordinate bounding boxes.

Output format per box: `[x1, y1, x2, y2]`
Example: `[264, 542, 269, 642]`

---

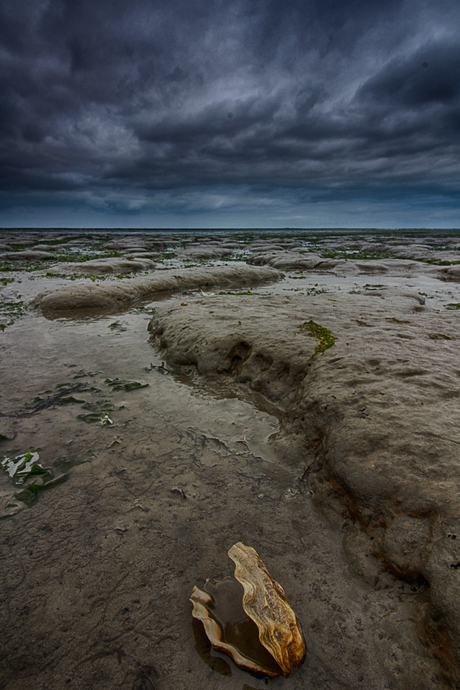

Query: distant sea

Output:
[1, 227, 459, 237]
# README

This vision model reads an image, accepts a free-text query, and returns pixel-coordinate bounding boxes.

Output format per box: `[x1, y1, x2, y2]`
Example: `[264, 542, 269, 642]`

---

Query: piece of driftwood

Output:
[190, 542, 305, 677]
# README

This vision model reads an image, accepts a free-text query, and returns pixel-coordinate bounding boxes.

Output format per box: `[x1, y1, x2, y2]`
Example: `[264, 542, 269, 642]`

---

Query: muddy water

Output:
[0, 279, 445, 689]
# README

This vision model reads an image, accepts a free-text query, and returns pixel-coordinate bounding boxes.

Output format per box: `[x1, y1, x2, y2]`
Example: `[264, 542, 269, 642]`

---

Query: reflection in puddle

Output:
[192, 617, 274, 689]
[193, 576, 283, 678]
[192, 617, 233, 677]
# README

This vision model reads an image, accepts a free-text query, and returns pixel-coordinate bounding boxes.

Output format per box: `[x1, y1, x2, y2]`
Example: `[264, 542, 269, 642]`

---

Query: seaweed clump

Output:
[299, 320, 336, 355]
[0, 451, 69, 514]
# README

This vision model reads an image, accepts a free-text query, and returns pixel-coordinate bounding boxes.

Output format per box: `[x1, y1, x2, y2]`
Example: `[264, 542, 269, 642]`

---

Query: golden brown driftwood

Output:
[190, 542, 305, 677]
[228, 542, 306, 675]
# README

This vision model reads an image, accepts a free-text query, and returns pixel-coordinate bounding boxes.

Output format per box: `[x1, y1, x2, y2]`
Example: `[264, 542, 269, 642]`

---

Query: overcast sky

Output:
[1, 0, 460, 228]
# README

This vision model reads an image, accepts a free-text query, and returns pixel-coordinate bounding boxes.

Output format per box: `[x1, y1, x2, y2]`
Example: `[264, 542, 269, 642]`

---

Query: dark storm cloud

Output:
[1, 0, 460, 223]
[359, 41, 460, 107]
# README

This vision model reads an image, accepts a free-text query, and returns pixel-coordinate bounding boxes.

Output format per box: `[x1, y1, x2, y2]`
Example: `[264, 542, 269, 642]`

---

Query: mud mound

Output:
[441, 265, 460, 282]
[47, 256, 155, 275]
[176, 244, 235, 260]
[248, 250, 326, 270]
[148, 295, 319, 406]
[2, 249, 57, 261]
[247, 250, 448, 280]
[31, 265, 280, 312]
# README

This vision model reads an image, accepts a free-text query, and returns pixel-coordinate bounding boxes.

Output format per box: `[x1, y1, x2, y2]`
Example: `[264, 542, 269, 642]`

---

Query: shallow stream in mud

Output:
[2, 230, 460, 689]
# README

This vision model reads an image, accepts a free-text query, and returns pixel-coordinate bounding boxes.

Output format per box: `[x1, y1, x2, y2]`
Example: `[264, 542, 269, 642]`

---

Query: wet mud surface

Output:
[1, 229, 460, 689]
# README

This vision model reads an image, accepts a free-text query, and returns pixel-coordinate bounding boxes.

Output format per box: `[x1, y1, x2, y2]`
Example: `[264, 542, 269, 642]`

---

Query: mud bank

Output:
[148, 288, 460, 681]
[30, 265, 280, 312]
[46, 256, 156, 275]
[247, 248, 455, 282]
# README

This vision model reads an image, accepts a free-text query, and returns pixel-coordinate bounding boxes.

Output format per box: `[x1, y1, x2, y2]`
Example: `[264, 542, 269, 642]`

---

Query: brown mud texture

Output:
[2, 229, 460, 690]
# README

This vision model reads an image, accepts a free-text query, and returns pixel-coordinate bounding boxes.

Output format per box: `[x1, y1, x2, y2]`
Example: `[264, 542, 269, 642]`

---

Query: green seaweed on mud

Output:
[57, 395, 87, 404]
[305, 287, 326, 297]
[429, 333, 452, 340]
[108, 321, 127, 332]
[77, 399, 115, 423]
[219, 290, 253, 295]
[134, 305, 156, 315]
[147, 363, 187, 377]
[0, 450, 71, 513]
[8, 383, 91, 417]
[0, 248, 123, 274]
[424, 258, 460, 266]
[14, 473, 69, 507]
[105, 378, 149, 391]
[0, 297, 27, 330]
[389, 317, 412, 324]
[72, 369, 100, 379]
[446, 303, 460, 310]
[299, 320, 336, 355]
[1, 451, 43, 484]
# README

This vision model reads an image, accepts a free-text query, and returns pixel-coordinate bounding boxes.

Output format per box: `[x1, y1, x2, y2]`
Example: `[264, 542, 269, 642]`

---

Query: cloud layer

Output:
[1, 0, 460, 226]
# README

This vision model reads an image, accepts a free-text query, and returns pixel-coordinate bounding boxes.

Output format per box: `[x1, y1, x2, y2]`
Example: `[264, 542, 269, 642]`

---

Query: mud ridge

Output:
[30, 265, 280, 312]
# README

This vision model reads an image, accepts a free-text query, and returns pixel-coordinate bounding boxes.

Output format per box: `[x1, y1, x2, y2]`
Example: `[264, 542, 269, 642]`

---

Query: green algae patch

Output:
[0, 298, 28, 330]
[219, 290, 253, 295]
[14, 473, 69, 508]
[108, 321, 127, 332]
[424, 258, 460, 266]
[429, 333, 452, 340]
[105, 378, 149, 392]
[299, 320, 336, 355]
[388, 317, 412, 325]
[77, 399, 115, 423]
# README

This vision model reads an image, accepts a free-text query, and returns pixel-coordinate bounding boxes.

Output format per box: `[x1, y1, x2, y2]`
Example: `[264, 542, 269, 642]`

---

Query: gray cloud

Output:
[0, 0, 459, 226]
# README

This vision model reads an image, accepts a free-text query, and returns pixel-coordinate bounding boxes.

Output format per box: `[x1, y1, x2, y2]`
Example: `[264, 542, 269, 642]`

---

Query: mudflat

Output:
[1, 229, 460, 689]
